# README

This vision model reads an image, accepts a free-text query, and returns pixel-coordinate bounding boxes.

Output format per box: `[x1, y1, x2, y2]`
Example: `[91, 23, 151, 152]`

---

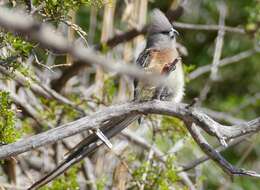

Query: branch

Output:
[0, 85, 52, 130]
[189, 49, 256, 80]
[51, 8, 245, 92]
[200, 107, 245, 125]
[199, 3, 227, 103]
[173, 22, 245, 34]
[0, 66, 49, 99]
[50, 7, 184, 92]
[0, 66, 85, 115]
[0, 8, 170, 89]
[210, 3, 227, 81]
[50, 60, 88, 92]
[95, 7, 184, 50]
[0, 99, 258, 189]
[95, 17, 245, 51]
[180, 135, 250, 172]
[0, 100, 259, 159]
[122, 129, 196, 190]
[185, 122, 260, 177]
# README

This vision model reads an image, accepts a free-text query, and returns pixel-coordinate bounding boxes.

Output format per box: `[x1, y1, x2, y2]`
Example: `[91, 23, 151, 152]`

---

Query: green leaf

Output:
[0, 91, 20, 144]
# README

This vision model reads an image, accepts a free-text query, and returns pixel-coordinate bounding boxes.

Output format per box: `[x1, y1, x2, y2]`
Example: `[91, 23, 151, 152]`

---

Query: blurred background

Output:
[0, 0, 259, 189]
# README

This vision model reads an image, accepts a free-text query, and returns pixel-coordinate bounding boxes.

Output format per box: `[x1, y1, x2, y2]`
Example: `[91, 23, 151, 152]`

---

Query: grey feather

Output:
[149, 9, 173, 35]
[134, 49, 151, 100]
[146, 9, 177, 49]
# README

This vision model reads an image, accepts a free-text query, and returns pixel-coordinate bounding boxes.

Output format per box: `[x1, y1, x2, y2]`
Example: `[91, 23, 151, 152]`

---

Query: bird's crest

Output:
[149, 9, 173, 34]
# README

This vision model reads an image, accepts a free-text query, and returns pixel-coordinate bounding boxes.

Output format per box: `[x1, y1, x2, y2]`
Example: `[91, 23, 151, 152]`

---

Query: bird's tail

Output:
[28, 114, 139, 190]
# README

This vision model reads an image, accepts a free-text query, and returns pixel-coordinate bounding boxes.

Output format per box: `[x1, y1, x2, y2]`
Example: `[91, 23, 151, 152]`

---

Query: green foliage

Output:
[96, 176, 107, 190]
[0, 91, 19, 144]
[246, 0, 260, 40]
[103, 76, 117, 103]
[149, 116, 188, 153]
[161, 116, 187, 142]
[21, 118, 34, 135]
[183, 64, 196, 83]
[40, 165, 80, 190]
[16, 64, 34, 81]
[183, 64, 196, 75]
[100, 43, 110, 54]
[34, 0, 105, 19]
[132, 155, 183, 190]
[1, 33, 33, 57]
[0, 32, 34, 76]
[39, 97, 79, 127]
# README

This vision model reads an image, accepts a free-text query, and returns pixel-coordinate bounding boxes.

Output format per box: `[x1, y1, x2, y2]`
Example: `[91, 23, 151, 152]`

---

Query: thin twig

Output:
[198, 3, 227, 103]
[186, 122, 260, 177]
[33, 52, 55, 73]
[189, 49, 256, 80]
[173, 22, 245, 34]
[179, 135, 250, 172]
[0, 8, 172, 89]
[49, 63, 72, 69]
[0, 65, 86, 115]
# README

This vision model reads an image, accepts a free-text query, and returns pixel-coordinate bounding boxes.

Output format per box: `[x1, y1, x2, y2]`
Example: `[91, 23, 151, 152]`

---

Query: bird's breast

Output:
[137, 48, 184, 102]
[148, 48, 178, 73]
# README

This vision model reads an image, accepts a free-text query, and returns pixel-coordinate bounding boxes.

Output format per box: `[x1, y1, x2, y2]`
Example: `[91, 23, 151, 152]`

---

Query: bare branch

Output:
[122, 129, 164, 160]
[200, 107, 245, 125]
[0, 66, 50, 99]
[210, 3, 227, 81]
[0, 66, 86, 115]
[173, 22, 245, 34]
[180, 135, 250, 172]
[96, 17, 245, 51]
[20, 100, 260, 189]
[0, 100, 259, 160]
[189, 49, 256, 80]
[0, 8, 171, 89]
[0, 85, 52, 130]
[234, 92, 260, 113]
[185, 122, 260, 177]
[51, 10, 245, 91]
[199, 3, 227, 103]
[122, 129, 196, 190]
[82, 158, 97, 190]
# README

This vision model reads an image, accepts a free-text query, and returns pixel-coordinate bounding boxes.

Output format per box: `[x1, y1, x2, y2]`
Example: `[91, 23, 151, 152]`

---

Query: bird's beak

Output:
[169, 28, 179, 38]
[172, 28, 179, 36]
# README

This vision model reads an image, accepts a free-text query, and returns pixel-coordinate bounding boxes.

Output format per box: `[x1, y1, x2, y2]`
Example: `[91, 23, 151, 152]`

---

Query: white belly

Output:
[167, 62, 185, 103]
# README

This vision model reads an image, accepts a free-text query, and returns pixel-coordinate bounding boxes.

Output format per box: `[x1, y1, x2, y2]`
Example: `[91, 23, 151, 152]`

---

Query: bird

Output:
[134, 9, 184, 103]
[28, 9, 184, 190]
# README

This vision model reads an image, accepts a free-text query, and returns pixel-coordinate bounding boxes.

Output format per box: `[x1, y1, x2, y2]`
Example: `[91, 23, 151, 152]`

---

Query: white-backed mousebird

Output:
[28, 9, 184, 190]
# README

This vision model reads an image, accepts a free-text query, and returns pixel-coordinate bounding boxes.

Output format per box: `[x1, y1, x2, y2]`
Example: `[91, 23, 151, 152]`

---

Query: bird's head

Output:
[147, 9, 178, 47]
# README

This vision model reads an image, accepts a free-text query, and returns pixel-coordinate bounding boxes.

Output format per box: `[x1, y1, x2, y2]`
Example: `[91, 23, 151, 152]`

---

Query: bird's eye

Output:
[169, 31, 174, 39]
[160, 29, 179, 39]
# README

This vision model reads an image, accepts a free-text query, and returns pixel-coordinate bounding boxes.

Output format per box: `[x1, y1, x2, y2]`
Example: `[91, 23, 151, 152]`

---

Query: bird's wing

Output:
[134, 49, 152, 101]
[134, 48, 180, 101]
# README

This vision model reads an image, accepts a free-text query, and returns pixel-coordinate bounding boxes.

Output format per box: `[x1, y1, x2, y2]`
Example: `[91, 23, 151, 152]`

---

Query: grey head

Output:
[146, 9, 178, 48]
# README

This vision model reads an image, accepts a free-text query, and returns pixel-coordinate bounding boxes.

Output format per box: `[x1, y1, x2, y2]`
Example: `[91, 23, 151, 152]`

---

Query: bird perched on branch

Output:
[134, 9, 184, 102]
[28, 9, 184, 190]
